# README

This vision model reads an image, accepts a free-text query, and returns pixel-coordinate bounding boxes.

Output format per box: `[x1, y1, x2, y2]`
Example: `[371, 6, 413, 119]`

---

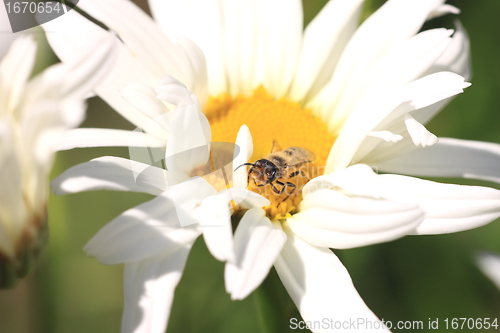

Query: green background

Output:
[1, 0, 500, 332]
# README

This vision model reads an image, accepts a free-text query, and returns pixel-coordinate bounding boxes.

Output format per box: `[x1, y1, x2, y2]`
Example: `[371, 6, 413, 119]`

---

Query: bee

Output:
[235, 141, 315, 197]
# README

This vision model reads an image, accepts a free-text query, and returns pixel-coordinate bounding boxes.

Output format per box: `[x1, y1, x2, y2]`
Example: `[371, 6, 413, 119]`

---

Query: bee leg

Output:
[277, 182, 297, 207]
[271, 181, 285, 195]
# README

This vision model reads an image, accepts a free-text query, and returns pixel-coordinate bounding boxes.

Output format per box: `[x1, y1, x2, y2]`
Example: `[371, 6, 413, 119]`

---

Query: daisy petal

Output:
[404, 114, 438, 147]
[233, 125, 253, 189]
[359, 28, 453, 97]
[327, 72, 469, 172]
[51, 156, 168, 196]
[220, 0, 258, 95]
[165, 103, 211, 181]
[223, 188, 270, 210]
[197, 192, 235, 263]
[55, 128, 164, 151]
[225, 208, 286, 300]
[367, 130, 403, 143]
[274, 228, 389, 333]
[424, 20, 471, 80]
[0, 36, 36, 111]
[289, 0, 364, 102]
[0, 7, 17, 59]
[290, 189, 424, 249]
[148, 0, 227, 96]
[476, 252, 500, 290]
[120, 83, 171, 139]
[252, 0, 302, 98]
[76, 0, 200, 96]
[303, 164, 381, 198]
[378, 174, 500, 235]
[41, 7, 157, 130]
[312, 0, 447, 126]
[122, 248, 191, 333]
[427, 4, 460, 20]
[375, 137, 500, 184]
[83, 186, 210, 264]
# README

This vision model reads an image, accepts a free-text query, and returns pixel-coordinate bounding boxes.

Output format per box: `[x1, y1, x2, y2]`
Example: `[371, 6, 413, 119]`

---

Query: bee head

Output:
[252, 159, 278, 183]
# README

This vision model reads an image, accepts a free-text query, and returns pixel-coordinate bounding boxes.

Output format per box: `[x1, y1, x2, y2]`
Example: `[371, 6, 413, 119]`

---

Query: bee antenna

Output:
[234, 163, 255, 172]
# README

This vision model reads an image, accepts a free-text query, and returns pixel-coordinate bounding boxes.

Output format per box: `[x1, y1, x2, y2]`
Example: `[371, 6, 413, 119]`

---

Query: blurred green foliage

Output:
[1, 0, 500, 332]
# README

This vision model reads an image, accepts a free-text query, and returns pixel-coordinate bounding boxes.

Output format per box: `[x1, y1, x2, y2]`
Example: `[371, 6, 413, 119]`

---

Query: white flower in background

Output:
[0, 32, 119, 288]
[44, 0, 500, 332]
[476, 252, 500, 291]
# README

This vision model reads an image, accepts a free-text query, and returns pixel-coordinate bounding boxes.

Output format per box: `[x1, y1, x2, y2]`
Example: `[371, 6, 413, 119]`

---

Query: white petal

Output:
[223, 188, 270, 209]
[378, 174, 500, 235]
[0, 6, 17, 59]
[424, 20, 471, 80]
[274, 228, 389, 333]
[290, 189, 424, 249]
[83, 183, 213, 264]
[197, 192, 235, 263]
[289, 0, 364, 102]
[252, 0, 302, 98]
[220, 0, 258, 95]
[165, 103, 211, 181]
[233, 125, 253, 189]
[303, 164, 381, 199]
[476, 252, 500, 291]
[427, 4, 460, 20]
[155, 74, 197, 107]
[122, 249, 191, 333]
[45, 32, 119, 102]
[51, 156, 168, 196]
[0, 123, 26, 258]
[174, 36, 209, 107]
[76, 0, 204, 98]
[41, 8, 158, 130]
[148, 0, 227, 96]
[367, 131, 403, 143]
[311, 0, 446, 127]
[55, 128, 165, 151]
[404, 114, 438, 147]
[120, 83, 171, 139]
[326, 72, 470, 172]
[0, 36, 36, 111]
[225, 208, 286, 300]
[357, 29, 453, 97]
[375, 137, 500, 184]
[121, 84, 170, 118]
[313, 28, 454, 132]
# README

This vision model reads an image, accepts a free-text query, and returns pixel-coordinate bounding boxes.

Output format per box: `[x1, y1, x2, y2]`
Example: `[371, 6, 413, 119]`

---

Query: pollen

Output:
[206, 86, 336, 220]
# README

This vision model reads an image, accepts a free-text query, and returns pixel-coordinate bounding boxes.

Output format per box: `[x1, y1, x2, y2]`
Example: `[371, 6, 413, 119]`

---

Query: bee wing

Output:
[271, 140, 282, 153]
[287, 147, 316, 166]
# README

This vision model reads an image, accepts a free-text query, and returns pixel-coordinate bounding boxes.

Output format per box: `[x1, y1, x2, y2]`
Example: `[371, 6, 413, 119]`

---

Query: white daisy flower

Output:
[44, 0, 500, 332]
[0, 32, 119, 288]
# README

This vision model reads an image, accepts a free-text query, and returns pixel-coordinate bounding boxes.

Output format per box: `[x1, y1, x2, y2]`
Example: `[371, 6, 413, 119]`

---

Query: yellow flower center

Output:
[206, 87, 336, 220]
